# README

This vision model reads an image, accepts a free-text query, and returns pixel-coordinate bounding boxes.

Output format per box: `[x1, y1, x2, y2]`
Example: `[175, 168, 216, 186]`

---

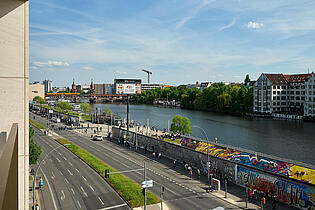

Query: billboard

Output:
[114, 79, 141, 95]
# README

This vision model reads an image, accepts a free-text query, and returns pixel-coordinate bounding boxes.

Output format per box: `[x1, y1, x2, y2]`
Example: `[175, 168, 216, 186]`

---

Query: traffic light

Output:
[105, 169, 109, 178]
[162, 186, 165, 193]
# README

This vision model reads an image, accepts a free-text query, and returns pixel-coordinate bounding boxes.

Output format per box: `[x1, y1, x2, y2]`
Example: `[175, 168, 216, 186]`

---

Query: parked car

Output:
[52, 117, 61, 123]
[91, 135, 103, 141]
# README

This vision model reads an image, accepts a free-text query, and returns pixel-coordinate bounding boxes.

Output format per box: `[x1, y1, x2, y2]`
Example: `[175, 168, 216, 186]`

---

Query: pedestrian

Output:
[152, 152, 156, 159]
[144, 146, 147, 154]
[188, 165, 192, 178]
[173, 160, 176, 169]
[248, 188, 253, 202]
[35, 204, 40, 210]
[261, 194, 266, 210]
[158, 152, 161, 161]
[183, 160, 186, 170]
[39, 177, 43, 190]
[271, 195, 276, 209]
[197, 169, 201, 180]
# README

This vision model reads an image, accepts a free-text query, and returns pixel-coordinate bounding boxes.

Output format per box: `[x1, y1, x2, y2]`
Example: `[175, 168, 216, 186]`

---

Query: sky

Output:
[29, 0, 315, 87]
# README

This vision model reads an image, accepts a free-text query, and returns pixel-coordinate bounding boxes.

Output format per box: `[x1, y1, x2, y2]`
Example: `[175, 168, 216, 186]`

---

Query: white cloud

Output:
[33, 61, 70, 67]
[83, 66, 93, 70]
[247, 21, 264, 29]
[114, 70, 127, 75]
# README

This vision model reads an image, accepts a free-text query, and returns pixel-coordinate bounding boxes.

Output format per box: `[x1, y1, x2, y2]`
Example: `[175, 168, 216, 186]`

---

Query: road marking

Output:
[63, 157, 67, 161]
[42, 160, 46, 165]
[65, 178, 69, 184]
[89, 185, 95, 192]
[98, 203, 128, 210]
[80, 186, 88, 197]
[57, 151, 61, 155]
[188, 189, 192, 192]
[60, 190, 65, 200]
[67, 169, 73, 176]
[69, 162, 73, 166]
[98, 196, 104, 205]
[56, 157, 61, 162]
[75, 168, 80, 173]
[40, 168, 58, 210]
[82, 176, 87, 181]
[51, 171, 55, 179]
[192, 191, 196, 193]
[71, 188, 75, 195]
[77, 200, 81, 208]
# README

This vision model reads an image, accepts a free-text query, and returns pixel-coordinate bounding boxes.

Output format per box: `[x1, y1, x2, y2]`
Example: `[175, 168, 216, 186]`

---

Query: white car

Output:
[91, 135, 103, 141]
[52, 117, 61, 123]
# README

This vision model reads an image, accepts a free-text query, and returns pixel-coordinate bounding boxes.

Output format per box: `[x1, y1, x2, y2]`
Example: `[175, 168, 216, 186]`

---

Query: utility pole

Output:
[142, 69, 152, 84]
[127, 95, 130, 133]
[144, 162, 147, 210]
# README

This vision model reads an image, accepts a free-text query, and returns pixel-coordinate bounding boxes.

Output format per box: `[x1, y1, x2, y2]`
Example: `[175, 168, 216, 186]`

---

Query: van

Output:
[52, 117, 61, 123]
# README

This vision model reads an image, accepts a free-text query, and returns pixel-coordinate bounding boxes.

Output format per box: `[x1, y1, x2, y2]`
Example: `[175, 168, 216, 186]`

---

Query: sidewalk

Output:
[29, 170, 41, 210]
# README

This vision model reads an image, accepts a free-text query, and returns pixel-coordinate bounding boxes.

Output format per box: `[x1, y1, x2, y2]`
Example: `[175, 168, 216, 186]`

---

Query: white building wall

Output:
[305, 73, 315, 117]
[0, 1, 29, 209]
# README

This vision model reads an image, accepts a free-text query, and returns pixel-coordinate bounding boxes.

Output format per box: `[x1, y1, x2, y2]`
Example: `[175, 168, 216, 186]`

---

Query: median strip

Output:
[55, 137, 160, 208]
[30, 119, 46, 130]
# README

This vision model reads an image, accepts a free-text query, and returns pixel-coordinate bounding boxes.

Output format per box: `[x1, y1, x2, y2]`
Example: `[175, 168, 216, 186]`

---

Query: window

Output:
[296, 91, 300, 94]
[291, 91, 294, 94]
[296, 96, 300, 100]
[277, 96, 280, 100]
[277, 86, 280, 89]
[273, 85, 276, 89]
[291, 96, 294, 100]
[273, 102, 276, 105]
[273, 91, 276, 94]
[282, 86, 286, 89]
[277, 91, 280, 94]
[273, 96, 276, 100]
[281, 102, 286, 105]
[277, 102, 280, 105]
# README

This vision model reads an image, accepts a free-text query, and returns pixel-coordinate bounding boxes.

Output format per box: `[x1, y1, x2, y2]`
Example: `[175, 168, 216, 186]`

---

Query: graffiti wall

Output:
[184, 139, 315, 185]
[236, 166, 315, 209]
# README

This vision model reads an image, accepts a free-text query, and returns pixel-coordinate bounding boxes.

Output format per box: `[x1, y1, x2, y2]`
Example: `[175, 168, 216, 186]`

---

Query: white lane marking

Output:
[172, 180, 175, 183]
[75, 168, 80, 173]
[67, 169, 73, 176]
[40, 168, 58, 210]
[60, 190, 66, 200]
[51, 171, 55, 179]
[63, 157, 67, 161]
[82, 176, 87, 181]
[65, 178, 69, 184]
[57, 151, 61, 155]
[98, 196, 104, 205]
[89, 185, 95, 192]
[80, 186, 88, 197]
[77, 200, 82, 208]
[188, 189, 192, 192]
[69, 162, 73, 166]
[98, 203, 128, 210]
[192, 191, 196, 193]
[56, 157, 61, 163]
[71, 188, 75, 195]
[42, 160, 46, 165]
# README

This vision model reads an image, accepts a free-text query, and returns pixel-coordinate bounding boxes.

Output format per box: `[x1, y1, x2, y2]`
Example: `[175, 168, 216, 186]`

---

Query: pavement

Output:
[31, 113, 299, 210]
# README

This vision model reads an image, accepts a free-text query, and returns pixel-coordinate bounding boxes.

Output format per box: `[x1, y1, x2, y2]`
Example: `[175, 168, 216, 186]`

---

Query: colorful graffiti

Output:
[185, 139, 315, 185]
[237, 166, 315, 209]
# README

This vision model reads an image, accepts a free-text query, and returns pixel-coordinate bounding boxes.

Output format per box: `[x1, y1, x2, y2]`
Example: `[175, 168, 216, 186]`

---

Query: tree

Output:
[29, 126, 41, 164]
[80, 103, 91, 113]
[103, 107, 112, 115]
[244, 74, 250, 85]
[57, 101, 72, 111]
[217, 93, 232, 111]
[170, 115, 192, 135]
[33, 96, 45, 104]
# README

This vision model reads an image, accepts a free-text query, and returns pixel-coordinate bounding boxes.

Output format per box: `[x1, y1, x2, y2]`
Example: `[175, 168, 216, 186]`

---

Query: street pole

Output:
[127, 95, 130, 133]
[192, 125, 210, 188]
[225, 179, 227, 198]
[245, 186, 248, 209]
[144, 162, 146, 210]
[167, 120, 169, 133]
[160, 185, 163, 210]
[33, 144, 70, 208]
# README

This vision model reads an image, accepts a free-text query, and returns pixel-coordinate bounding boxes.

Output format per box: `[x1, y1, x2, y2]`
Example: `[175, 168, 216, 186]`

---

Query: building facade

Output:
[304, 72, 315, 118]
[29, 83, 45, 101]
[141, 83, 163, 91]
[43, 79, 52, 93]
[254, 73, 311, 115]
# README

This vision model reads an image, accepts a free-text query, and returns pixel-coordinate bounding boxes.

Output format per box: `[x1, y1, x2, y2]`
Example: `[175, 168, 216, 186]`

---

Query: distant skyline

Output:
[30, 0, 315, 87]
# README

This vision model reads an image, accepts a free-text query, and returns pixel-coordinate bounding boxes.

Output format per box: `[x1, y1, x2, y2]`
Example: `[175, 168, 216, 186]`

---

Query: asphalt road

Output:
[31, 113, 241, 210]
[31, 126, 129, 210]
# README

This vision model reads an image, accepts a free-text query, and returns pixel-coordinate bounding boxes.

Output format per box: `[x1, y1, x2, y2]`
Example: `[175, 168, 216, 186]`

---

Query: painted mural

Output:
[180, 137, 315, 185]
[237, 166, 315, 209]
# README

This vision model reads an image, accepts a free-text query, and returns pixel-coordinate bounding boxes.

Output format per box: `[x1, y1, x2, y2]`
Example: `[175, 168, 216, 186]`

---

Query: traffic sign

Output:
[142, 180, 153, 188]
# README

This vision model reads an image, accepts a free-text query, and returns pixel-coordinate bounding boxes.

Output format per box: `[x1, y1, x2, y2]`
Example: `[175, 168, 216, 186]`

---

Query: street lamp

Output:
[192, 125, 211, 188]
[32, 144, 70, 208]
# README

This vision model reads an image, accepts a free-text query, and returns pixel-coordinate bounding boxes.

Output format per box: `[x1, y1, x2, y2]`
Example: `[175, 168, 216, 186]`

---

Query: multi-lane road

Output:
[31, 113, 240, 210]
[32, 126, 129, 210]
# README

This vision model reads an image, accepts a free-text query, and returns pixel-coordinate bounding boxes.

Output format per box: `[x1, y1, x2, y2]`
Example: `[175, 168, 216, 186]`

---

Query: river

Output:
[93, 103, 315, 165]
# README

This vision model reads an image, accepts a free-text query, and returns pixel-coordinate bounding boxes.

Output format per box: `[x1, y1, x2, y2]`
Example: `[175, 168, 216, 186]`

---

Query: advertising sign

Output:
[115, 79, 141, 95]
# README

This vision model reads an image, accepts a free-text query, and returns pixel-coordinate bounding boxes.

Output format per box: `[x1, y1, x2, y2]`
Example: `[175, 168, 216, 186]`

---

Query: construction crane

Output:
[142, 69, 152, 84]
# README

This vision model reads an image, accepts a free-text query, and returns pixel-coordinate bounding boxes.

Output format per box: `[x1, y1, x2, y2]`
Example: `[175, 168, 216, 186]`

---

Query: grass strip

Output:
[55, 138, 160, 207]
[82, 114, 91, 121]
[30, 119, 46, 130]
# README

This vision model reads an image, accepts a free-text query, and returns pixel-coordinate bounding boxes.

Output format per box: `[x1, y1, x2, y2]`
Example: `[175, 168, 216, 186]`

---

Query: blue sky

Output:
[30, 0, 315, 87]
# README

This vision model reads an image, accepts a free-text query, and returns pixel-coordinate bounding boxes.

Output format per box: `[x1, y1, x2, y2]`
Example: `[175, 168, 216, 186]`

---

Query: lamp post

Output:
[192, 125, 210, 187]
[32, 144, 70, 208]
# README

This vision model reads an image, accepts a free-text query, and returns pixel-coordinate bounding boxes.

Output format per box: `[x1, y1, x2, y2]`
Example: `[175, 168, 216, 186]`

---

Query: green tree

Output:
[33, 96, 45, 104]
[29, 126, 41, 164]
[217, 93, 232, 111]
[103, 107, 112, 115]
[57, 101, 72, 111]
[170, 115, 192, 135]
[80, 103, 91, 113]
[244, 74, 250, 85]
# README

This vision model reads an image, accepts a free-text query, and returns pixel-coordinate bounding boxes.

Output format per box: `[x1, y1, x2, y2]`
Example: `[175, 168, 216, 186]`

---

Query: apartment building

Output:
[94, 84, 114, 94]
[254, 73, 311, 115]
[141, 83, 163, 91]
[304, 72, 315, 118]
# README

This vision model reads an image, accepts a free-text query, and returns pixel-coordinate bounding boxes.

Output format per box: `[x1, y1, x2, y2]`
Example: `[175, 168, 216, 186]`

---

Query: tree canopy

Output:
[57, 101, 72, 111]
[29, 126, 41, 164]
[33, 96, 45, 104]
[103, 107, 112, 115]
[170, 115, 192, 135]
[80, 103, 91, 113]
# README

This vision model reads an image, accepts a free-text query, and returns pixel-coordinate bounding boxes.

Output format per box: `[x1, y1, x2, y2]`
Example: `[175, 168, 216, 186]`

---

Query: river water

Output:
[93, 104, 315, 165]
